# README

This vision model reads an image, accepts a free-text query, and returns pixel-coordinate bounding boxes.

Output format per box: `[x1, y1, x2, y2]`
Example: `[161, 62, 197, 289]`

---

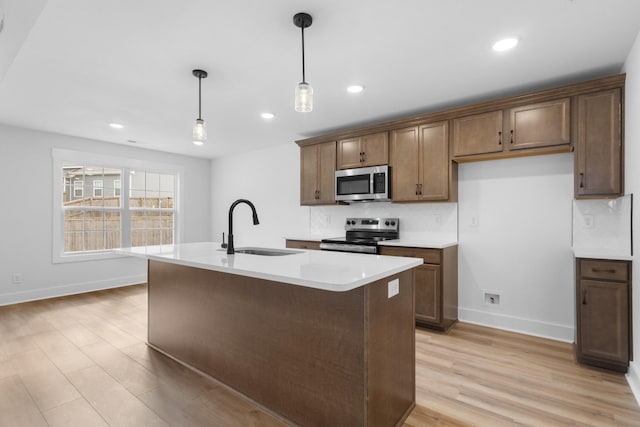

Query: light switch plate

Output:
[388, 279, 399, 298]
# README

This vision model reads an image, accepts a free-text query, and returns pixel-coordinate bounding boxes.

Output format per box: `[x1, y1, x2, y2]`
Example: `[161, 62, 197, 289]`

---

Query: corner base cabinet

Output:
[575, 258, 632, 372]
[380, 245, 458, 331]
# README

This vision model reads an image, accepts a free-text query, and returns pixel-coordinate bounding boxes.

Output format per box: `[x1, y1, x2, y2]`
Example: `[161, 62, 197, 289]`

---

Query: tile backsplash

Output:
[309, 202, 458, 241]
[572, 194, 632, 255]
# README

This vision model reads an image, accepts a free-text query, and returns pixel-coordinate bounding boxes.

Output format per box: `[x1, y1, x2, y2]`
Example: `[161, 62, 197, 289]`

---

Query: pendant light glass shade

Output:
[193, 118, 207, 143]
[295, 82, 313, 112]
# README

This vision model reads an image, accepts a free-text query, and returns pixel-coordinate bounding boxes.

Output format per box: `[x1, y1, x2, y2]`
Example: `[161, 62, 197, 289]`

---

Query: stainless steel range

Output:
[320, 218, 399, 254]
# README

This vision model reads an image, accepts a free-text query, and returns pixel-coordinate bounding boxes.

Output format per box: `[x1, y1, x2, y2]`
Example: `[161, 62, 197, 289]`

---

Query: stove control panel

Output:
[345, 218, 399, 232]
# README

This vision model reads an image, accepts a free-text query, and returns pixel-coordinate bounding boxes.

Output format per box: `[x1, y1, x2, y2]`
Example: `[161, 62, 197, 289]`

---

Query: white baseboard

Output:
[627, 361, 640, 406]
[0, 274, 146, 306]
[458, 307, 574, 343]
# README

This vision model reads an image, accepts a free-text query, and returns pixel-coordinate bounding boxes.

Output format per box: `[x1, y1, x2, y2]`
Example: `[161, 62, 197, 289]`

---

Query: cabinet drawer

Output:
[285, 239, 321, 251]
[379, 246, 441, 264]
[579, 259, 628, 282]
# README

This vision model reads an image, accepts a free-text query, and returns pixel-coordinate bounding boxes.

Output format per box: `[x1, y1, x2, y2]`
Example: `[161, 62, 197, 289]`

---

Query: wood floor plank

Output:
[0, 375, 49, 427]
[67, 364, 170, 427]
[9, 348, 82, 411]
[42, 397, 110, 427]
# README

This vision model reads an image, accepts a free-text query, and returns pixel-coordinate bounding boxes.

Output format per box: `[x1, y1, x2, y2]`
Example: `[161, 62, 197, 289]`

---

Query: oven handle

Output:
[319, 243, 378, 254]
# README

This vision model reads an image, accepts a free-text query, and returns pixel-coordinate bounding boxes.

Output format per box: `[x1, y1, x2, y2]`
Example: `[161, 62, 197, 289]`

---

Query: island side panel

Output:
[366, 269, 416, 426]
[147, 259, 366, 426]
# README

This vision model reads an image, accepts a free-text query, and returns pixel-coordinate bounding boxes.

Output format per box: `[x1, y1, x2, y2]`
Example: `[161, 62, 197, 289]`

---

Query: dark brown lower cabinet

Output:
[575, 258, 632, 372]
[380, 245, 458, 331]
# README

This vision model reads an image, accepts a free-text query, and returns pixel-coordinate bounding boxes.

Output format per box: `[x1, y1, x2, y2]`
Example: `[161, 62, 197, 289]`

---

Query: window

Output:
[93, 179, 103, 197]
[74, 180, 84, 198]
[53, 149, 182, 263]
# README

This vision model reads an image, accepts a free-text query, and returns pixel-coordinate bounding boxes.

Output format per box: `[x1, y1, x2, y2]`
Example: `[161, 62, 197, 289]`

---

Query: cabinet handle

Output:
[415, 184, 419, 195]
[315, 190, 319, 200]
[579, 173, 584, 188]
[418, 184, 423, 195]
[582, 288, 587, 305]
[510, 129, 514, 144]
[498, 131, 502, 145]
[592, 268, 616, 274]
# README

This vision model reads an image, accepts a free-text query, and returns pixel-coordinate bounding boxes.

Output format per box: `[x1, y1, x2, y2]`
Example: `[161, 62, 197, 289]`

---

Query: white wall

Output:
[210, 143, 309, 248]
[457, 154, 574, 341]
[622, 30, 640, 402]
[0, 124, 211, 305]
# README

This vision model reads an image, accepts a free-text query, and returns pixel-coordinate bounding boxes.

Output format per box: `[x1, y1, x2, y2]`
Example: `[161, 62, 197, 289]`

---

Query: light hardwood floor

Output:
[0, 284, 639, 426]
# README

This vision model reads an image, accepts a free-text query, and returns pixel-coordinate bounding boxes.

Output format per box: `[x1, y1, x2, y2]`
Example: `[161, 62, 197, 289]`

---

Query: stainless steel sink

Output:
[218, 247, 303, 256]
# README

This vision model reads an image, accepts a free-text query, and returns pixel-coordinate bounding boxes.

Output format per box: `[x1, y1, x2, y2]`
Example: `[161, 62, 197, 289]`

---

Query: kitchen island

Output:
[117, 242, 422, 427]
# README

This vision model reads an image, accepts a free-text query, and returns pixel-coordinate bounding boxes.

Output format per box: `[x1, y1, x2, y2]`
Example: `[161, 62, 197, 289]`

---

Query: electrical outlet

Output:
[388, 279, 399, 298]
[433, 214, 442, 225]
[12, 273, 23, 284]
[484, 292, 500, 306]
[583, 214, 594, 228]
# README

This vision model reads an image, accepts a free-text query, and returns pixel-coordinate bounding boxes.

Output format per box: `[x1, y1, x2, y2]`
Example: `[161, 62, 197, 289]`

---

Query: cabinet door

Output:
[419, 121, 449, 200]
[508, 98, 570, 151]
[336, 137, 362, 170]
[452, 110, 503, 157]
[390, 127, 420, 201]
[361, 132, 389, 167]
[575, 89, 622, 198]
[579, 279, 629, 363]
[300, 145, 319, 205]
[316, 141, 337, 204]
[415, 264, 440, 324]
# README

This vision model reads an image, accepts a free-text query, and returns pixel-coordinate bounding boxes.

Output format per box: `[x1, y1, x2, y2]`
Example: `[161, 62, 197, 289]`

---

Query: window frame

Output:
[52, 148, 183, 263]
[73, 180, 84, 198]
[114, 179, 121, 196]
[92, 179, 103, 197]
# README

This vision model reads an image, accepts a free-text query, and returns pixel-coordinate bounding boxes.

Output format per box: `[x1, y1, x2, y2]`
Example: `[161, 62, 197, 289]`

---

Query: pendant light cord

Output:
[301, 26, 306, 84]
[198, 76, 202, 120]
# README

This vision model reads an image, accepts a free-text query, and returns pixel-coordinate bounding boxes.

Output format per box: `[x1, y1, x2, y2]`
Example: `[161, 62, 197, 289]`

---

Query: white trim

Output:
[52, 148, 184, 263]
[0, 274, 147, 306]
[627, 361, 640, 407]
[458, 306, 574, 342]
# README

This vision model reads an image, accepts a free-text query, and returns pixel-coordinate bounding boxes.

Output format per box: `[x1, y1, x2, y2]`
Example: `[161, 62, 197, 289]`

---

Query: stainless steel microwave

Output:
[335, 165, 390, 202]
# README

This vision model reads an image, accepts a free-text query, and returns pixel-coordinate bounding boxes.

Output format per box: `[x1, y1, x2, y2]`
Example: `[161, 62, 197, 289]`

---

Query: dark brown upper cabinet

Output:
[390, 121, 457, 202]
[575, 89, 623, 199]
[337, 132, 389, 169]
[300, 141, 336, 205]
[452, 98, 571, 160]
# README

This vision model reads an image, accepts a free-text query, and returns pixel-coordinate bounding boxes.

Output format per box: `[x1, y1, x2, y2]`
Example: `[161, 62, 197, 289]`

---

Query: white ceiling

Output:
[1, 0, 639, 159]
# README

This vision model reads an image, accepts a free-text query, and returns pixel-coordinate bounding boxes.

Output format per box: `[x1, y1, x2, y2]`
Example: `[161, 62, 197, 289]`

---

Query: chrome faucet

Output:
[226, 199, 260, 255]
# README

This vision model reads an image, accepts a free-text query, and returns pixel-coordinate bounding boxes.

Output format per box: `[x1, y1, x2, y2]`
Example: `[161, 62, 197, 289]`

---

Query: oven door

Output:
[335, 165, 389, 202]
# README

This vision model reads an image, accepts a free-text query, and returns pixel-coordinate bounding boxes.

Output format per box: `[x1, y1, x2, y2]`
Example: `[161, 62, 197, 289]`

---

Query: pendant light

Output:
[293, 13, 313, 112]
[192, 69, 208, 145]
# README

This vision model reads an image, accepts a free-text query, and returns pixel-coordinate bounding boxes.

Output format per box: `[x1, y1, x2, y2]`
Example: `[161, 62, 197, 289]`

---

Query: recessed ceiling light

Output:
[492, 38, 518, 52]
[347, 85, 365, 94]
[261, 112, 275, 119]
[193, 140, 204, 146]
[109, 123, 124, 129]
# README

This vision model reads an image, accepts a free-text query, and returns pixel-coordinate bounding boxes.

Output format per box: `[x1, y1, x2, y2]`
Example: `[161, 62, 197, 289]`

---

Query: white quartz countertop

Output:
[285, 236, 458, 249]
[572, 248, 633, 261]
[115, 242, 422, 292]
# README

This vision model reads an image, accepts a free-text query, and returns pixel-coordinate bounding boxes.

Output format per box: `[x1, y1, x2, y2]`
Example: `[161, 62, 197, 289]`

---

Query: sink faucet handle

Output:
[221, 232, 228, 248]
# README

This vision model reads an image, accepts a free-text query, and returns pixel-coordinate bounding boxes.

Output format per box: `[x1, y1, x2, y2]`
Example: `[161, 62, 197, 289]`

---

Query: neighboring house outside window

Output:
[52, 149, 182, 263]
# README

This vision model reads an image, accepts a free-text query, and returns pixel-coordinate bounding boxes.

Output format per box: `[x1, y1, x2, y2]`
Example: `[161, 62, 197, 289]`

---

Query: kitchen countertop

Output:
[572, 248, 633, 261]
[285, 236, 458, 249]
[115, 242, 422, 292]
